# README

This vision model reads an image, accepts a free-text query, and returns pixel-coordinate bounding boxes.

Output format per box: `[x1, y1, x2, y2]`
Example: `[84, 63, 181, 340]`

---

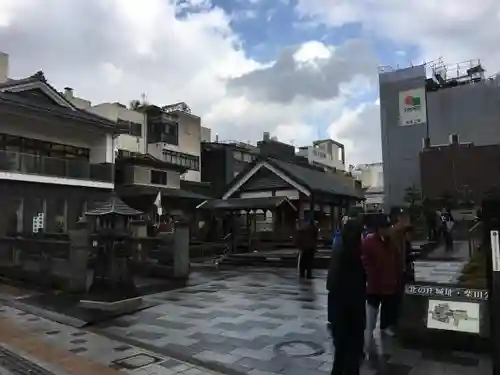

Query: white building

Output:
[66, 90, 209, 183]
[0, 52, 119, 235]
[63, 90, 147, 155]
[297, 138, 346, 171]
[352, 162, 384, 210]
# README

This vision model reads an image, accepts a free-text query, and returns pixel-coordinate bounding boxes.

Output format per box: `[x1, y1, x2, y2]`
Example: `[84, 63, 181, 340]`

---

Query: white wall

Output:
[0, 110, 114, 164]
[297, 144, 345, 171]
[201, 126, 211, 142]
[87, 103, 146, 154]
[148, 111, 202, 182]
[355, 163, 384, 189]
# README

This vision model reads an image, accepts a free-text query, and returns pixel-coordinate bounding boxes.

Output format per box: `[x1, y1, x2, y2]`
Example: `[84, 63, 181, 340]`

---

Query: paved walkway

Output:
[93, 269, 490, 375]
[0, 304, 223, 375]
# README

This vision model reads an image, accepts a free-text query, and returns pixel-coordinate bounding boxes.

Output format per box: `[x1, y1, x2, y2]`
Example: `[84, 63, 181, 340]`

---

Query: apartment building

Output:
[64, 91, 146, 155]
[0, 52, 120, 235]
[297, 138, 346, 172]
[145, 102, 206, 182]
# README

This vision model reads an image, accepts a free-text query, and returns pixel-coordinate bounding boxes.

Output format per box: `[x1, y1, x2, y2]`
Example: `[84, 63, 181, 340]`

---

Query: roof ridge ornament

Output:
[30, 71, 46, 82]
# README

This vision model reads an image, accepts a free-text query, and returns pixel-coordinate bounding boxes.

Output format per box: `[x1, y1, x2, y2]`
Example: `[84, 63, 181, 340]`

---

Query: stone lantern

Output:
[80, 193, 144, 310]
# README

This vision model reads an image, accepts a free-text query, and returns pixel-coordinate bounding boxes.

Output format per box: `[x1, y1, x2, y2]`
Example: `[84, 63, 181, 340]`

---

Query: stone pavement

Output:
[94, 269, 491, 375]
[414, 261, 467, 284]
[0, 303, 223, 375]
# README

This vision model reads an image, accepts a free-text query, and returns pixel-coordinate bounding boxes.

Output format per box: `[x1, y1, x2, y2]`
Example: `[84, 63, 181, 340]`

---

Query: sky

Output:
[0, 0, 499, 166]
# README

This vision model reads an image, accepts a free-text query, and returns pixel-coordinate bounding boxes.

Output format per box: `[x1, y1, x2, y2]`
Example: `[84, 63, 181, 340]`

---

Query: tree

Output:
[129, 93, 149, 112]
[129, 99, 149, 112]
[404, 185, 423, 224]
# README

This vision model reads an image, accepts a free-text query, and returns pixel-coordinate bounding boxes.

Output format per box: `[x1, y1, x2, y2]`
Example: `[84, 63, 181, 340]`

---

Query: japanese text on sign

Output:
[405, 285, 488, 301]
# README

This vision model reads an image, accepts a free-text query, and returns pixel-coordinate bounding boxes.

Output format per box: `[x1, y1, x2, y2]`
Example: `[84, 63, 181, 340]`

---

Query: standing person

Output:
[441, 209, 454, 252]
[362, 215, 401, 344]
[297, 220, 318, 279]
[327, 219, 366, 375]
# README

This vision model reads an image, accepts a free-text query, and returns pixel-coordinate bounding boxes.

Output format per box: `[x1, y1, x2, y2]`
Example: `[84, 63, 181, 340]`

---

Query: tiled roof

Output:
[117, 185, 210, 200]
[85, 193, 143, 216]
[198, 196, 296, 211]
[267, 158, 364, 199]
[0, 72, 121, 131]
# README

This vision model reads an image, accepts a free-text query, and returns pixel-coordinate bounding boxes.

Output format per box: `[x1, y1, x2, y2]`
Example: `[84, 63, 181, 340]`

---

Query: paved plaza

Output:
[92, 268, 490, 375]
[0, 304, 222, 375]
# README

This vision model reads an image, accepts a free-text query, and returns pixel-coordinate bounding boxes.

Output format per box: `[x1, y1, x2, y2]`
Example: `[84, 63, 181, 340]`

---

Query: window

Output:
[162, 150, 199, 171]
[130, 122, 142, 137]
[243, 153, 253, 162]
[151, 170, 168, 185]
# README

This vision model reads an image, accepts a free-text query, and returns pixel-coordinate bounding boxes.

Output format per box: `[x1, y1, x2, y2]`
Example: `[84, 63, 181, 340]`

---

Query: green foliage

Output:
[129, 99, 149, 112]
[403, 185, 423, 223]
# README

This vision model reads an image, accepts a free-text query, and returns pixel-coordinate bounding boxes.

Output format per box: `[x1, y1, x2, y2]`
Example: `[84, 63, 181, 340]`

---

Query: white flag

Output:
[154, 191, 162, 216]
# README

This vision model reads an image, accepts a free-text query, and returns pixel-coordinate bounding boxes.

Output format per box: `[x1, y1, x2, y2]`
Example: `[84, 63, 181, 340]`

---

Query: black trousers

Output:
[366, 294, 400, 330]
[443, 230, 453, 251]
[298, 248, 314, 278]
[329, 295, 365, 375]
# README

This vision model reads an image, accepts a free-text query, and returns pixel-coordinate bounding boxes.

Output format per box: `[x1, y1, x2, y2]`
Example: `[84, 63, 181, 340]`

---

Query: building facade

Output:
[420, 135, 500, 204]
[380, 59, 500, 207]
[352, 162, 384, 209]
[297, 138, 346, 171]
[0, 57, 119, 235]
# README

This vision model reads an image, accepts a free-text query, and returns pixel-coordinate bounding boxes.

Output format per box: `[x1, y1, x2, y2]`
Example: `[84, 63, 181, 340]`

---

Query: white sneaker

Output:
[382, 327, 396, 337]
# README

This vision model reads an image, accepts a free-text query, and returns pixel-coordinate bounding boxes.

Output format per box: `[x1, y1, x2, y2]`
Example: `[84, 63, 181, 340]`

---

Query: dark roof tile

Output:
[268, 158, 363, 198]
[198, 196, 296, 211]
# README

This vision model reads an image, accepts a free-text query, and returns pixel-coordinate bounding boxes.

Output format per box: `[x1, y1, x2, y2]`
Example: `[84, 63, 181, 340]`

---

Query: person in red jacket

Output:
[362, 215, 401, 344]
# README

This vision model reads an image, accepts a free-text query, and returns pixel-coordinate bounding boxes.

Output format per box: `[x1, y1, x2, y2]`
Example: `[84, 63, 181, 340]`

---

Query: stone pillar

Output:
[68, 225, 90, 293]
[173, 221, 190, 278]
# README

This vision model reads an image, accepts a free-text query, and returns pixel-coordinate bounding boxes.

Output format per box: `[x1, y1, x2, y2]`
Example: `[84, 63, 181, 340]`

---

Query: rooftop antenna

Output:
[141, 92, 147, 104]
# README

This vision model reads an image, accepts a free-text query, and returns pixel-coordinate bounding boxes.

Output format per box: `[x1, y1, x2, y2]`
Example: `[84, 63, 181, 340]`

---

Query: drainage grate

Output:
[274, 340, 325, 358]
[0, 346, 57, 375]
[111, 353, 163, 370]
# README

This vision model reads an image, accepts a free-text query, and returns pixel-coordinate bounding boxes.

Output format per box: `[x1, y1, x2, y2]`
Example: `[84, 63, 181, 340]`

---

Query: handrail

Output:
[468, 220, 483, 259]
[0, 150, 113, 182]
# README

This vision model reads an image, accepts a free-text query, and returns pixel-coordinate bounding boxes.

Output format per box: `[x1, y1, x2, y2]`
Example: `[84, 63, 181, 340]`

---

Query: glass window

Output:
[151, 170, 167, 185]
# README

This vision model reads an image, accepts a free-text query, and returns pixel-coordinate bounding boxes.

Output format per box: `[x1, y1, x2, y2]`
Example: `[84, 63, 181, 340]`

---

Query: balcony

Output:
[0, 150, 114, 185]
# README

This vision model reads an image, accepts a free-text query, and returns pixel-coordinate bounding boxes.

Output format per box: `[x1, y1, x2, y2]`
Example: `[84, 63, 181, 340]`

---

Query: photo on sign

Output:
[426, 299, 480, 334]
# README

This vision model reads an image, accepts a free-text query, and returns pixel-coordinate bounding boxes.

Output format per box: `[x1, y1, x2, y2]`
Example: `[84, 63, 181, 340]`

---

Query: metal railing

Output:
[468, 220, 483, 259]
[0, 150, 113, 183]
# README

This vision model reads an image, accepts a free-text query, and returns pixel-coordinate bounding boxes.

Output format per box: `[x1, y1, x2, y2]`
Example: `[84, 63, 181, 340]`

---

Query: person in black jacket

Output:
[297, 221, 318, 279]
[327, 219, 366, 375]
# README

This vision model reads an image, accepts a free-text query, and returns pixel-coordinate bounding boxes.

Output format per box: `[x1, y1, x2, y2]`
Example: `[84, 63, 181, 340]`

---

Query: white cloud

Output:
[296, 0, 500, 71]
[328, 99, 381, 166]
[0, 0, 382, 166]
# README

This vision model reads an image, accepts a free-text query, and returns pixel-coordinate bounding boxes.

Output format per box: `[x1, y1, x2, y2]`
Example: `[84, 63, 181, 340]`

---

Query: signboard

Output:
[405, 285, 488, 301]
[427, 299, 480, 334]
[32, 212, 45, 233]
[398, 88, 427, 126]
[491, 230, 500, 272]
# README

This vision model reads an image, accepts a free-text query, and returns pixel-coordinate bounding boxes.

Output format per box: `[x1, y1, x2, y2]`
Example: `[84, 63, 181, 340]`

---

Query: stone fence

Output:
[0, 229, 189, 293]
